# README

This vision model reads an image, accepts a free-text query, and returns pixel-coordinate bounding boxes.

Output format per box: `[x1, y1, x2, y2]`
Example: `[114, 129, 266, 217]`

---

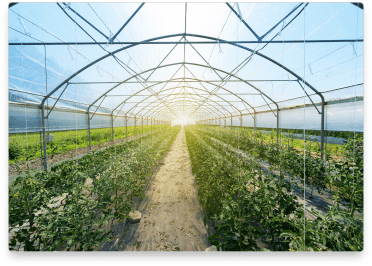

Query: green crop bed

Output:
[202, 125, 348, 157]
[9, 125, 167, 164]
[9, 125, 181, 251]
[185, 125, 363, 251]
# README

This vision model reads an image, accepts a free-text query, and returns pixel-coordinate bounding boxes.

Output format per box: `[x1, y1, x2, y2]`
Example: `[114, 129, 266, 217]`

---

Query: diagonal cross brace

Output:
[109, 3, 145, 43]
[62, 2, 109, 40]
[226, 2, 261, 41]
[297, 80, 321, 114]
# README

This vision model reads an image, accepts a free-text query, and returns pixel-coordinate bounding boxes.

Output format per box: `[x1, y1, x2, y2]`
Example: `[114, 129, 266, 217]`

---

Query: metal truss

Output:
[18, 2, 363, 170]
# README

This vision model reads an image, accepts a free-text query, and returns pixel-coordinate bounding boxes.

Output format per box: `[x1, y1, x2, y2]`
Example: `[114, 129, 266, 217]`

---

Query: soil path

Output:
[117, 128, 209, 251]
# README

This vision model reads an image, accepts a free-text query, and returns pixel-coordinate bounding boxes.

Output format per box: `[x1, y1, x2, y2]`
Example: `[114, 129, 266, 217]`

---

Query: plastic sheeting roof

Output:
[8, 2, 363, 122]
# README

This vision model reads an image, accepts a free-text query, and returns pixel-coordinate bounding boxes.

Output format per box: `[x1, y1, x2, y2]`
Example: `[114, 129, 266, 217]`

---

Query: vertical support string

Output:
[302, 6, 306, 251]
[74, 2, 78, 175]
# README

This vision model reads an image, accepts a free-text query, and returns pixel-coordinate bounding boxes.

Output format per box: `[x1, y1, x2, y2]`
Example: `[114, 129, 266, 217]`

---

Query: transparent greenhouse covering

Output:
[9, 2, 363, 132]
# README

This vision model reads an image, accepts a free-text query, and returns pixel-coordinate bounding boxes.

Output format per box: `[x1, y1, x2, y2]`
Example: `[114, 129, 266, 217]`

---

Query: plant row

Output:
[185, 126, 363, 251]
[9, 124, 167, 163]
[9, 125, 181, 251]
[195, 125, 363, 214]
[229, 126, 363, 140]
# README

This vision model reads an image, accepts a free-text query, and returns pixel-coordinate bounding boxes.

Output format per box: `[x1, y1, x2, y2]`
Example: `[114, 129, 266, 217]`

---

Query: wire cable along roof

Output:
[9, 2, 363, 129]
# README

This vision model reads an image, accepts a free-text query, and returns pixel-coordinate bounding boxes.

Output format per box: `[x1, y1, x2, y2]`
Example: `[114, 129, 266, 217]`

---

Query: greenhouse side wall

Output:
[9, 102, 169, 134]
[197, 98, 363, 133]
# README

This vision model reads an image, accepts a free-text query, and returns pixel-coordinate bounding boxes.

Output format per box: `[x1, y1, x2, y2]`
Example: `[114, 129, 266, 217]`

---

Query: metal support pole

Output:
[320, 102, 325, 160]
[134, 115, 137, 136]
[111, 113, 114, 144]
[254, 112, 256, 140]
[39, 131, 43, 157]
[125, 114, 128, 142]
[277, 109, 280, 146]
[41, 104, 48, 171]
[88, 110, 92, 150]
[142, 117, 144, 137]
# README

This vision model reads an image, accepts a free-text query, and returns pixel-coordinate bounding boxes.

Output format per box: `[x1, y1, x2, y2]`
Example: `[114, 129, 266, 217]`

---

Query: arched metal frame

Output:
[39, 33, 326, 171]
[109, 79, 239, 118]
[85, 62, 279, 152]
[124, 78, 255, 115]
[129, 93, 230, 120]
[113, 81, 251, 118]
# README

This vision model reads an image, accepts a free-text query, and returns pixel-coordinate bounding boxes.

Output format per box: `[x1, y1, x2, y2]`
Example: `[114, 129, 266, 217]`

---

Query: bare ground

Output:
[115, 128, 209, 251]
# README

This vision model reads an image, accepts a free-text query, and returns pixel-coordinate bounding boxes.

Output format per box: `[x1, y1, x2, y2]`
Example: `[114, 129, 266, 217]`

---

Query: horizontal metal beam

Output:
[123, 100, 250, 103]
[9, 39, 364, 45]
[105, 93, 262, 97]
[68, 79, 298, 84]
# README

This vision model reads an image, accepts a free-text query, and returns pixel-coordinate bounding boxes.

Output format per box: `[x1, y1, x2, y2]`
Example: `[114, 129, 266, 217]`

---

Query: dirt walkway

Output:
[117, 128, 209, 251]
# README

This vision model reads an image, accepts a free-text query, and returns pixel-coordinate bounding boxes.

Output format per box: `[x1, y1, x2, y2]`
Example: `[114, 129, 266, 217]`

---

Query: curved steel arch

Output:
[140, 98, 227, 121]
[88, 62, 272, 117]
[131, 94, 226, 121]
[145, 104, 214, 122]
[111, 77, 255, 119]
[40, 33, 326, 170]
[134, 96, 227, 121]
[130, 86, 242, 118]
[150, 103, 217, 122]
[43, 33, 324, 110]
[139, 95, 226, 120]
[111, 82, 234, 119]
[43, 33, 321, 119]
[113, 87, 230, 121]
[137, 78, 255, 117]
[44, 33, 322, 102]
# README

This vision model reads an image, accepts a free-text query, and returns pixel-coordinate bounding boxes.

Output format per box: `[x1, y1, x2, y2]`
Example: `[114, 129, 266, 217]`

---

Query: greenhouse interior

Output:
[8, 2, 363, 251]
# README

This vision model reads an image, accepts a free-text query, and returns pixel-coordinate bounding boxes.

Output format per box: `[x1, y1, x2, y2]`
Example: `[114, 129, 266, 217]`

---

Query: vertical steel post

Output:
[254, 112, 256, 140]
[39, 131, 43, 157]
[134, 115, 137, 136]
[88, 109, 92, 150]
[320, 102, 325, 160]
[125, 113, 128, 142]
[142, 117, 144, 136]
[41, 104, 48, 171]
[277, 109, 280, 146]
[111, 113, 114, 144]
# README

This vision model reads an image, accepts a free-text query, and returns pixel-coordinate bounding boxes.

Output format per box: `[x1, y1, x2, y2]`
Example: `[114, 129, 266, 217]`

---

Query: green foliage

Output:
[9, 141, 22, 160]
[185, 125, 363, 251]
[8, 124, 167, 164]
[9, 125, 181, 251]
